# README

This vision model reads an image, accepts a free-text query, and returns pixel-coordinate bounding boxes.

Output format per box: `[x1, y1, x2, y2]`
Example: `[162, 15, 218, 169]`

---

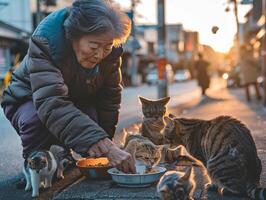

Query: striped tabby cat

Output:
[163, 115, 264, 199]
[139, 96, 170, 145]
[157, 167, 195, 200]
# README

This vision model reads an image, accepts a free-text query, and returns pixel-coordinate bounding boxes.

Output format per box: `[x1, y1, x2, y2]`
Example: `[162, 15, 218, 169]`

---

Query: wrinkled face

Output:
[134, 142, 161, 168]
[72, 32, 114, 69]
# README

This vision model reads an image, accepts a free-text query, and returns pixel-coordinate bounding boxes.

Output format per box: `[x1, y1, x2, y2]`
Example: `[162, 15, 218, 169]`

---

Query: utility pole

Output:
[157, 0, 168, 98]
[262, 0, 266, 106]
[36, 0, 42, 26]
[130, 0, 139, 86]
[232, 0, 240, 65]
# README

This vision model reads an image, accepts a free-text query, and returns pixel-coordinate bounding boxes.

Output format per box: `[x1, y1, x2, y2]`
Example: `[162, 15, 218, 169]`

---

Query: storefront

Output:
[0, 20, 29, 80]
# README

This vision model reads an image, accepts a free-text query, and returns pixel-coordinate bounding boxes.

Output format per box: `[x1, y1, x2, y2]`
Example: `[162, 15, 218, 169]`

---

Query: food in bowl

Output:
[107, 166, 167, 187]
[76, 157, 111, 179]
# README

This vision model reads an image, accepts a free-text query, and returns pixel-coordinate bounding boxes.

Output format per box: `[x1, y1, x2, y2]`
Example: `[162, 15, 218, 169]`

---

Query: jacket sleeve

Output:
[28, 35, 109, 155]
[96, 49, 123, 138]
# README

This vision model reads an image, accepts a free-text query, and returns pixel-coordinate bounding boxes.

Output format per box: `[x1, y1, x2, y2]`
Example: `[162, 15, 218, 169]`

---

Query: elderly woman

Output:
[1, 0, 135, 173]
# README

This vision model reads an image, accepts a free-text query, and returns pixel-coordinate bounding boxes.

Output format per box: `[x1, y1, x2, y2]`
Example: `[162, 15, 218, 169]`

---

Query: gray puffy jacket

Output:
[1, 8, 123, 154]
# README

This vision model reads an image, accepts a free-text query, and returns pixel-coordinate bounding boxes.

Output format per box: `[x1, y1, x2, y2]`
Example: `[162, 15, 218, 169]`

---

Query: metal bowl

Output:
[76, 157, 111, 179]
[107, 166, 167, 187]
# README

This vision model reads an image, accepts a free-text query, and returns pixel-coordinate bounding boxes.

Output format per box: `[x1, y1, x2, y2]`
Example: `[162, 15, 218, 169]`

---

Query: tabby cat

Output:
[157, 167, 195, 200]
[124, 134, 202, 169]
[23, 150, 57, 197]
[139, 96, 170, 145]
[163, 115, 265, 199]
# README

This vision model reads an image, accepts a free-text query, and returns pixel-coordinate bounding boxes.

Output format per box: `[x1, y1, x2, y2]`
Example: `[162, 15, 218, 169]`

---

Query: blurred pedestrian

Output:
[239, 45, 261, 102]
[194, 53, 210, 98]
[1, 0, 135, 173]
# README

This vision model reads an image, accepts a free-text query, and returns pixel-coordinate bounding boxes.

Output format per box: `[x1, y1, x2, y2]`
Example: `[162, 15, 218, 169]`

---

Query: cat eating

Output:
[124, 134, 202, 171]
[163, 115, 265, 199]
[157, 167, 195, 200]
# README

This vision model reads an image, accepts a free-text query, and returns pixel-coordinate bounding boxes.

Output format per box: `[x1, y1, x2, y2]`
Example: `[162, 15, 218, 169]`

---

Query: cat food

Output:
[85, 163, 108, 168]
[144, 168, 158, 174]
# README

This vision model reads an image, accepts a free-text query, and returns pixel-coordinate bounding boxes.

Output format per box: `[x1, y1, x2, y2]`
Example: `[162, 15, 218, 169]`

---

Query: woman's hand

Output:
[88, 138, 136, 173]
[106, 145, 136, 174]
[88, 138, 112, 157]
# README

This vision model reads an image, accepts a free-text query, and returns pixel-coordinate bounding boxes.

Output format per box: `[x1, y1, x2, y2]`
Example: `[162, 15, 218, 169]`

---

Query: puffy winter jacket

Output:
[1, 8, 123, 154]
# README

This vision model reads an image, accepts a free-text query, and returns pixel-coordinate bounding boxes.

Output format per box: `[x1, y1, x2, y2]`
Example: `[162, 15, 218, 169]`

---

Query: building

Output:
[0, 0, 31, 81]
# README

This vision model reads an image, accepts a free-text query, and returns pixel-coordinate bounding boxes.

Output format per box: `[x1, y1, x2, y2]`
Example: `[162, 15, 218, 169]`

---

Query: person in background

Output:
[239, 45, 261, 102]
[1, 0, 136, 173]
[194, 53, 210, 98]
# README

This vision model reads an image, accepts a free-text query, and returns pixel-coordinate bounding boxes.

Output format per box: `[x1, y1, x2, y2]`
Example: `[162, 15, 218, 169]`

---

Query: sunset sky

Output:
[114, 0, 252, 53]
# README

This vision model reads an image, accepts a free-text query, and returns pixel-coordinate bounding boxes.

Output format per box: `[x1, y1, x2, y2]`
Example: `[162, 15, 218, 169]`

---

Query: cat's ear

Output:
[168, 113, 175, 118]
[139, 96, 151, 105]
[182, 167, 194, 181]
[163, 116, 174, 125]
[159, 96, 170, 105]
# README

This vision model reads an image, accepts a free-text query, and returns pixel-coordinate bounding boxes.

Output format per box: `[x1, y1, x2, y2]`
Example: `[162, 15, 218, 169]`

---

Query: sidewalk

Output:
[52, 87, 266, 200]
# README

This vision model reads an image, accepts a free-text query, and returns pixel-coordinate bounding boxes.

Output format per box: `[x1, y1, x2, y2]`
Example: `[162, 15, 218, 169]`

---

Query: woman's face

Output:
[72, 32, 114, 69]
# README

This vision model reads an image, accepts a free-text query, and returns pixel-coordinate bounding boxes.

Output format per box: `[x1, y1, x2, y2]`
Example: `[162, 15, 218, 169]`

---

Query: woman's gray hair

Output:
[64, 0, 131, 47]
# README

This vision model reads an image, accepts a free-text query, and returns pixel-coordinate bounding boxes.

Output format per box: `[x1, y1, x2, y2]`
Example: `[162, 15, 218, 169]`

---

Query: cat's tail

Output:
[247, 183, 266, 200]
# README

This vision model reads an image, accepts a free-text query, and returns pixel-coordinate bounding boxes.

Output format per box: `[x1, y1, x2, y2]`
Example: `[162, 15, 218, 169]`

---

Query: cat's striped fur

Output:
[163, 115, 264, 199]
[157, 167, 195, 200]
[139, 96, 170, 145]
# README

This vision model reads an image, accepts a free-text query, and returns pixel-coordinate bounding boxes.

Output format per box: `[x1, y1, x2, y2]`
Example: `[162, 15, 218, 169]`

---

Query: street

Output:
[0, 78, 223, 184]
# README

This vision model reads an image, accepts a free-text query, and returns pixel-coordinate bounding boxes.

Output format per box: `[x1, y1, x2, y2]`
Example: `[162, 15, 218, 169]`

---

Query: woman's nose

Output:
[95, 47, 104, 60]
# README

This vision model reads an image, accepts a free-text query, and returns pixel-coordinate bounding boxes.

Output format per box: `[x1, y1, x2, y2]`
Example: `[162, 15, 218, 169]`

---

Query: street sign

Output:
[156, 58, 167, 80]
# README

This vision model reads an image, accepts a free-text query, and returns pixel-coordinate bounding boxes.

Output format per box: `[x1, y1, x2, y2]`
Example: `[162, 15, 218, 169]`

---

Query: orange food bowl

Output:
[76, 157, 111, 179]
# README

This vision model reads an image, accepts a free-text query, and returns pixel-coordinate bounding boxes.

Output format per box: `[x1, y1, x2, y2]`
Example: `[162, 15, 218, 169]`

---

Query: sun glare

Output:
[114, 0, 251, 53]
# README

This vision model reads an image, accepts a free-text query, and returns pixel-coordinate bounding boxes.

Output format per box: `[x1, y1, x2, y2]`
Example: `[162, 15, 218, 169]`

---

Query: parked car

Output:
[146, 64, 174, 85]
[174, 69, 191, 82]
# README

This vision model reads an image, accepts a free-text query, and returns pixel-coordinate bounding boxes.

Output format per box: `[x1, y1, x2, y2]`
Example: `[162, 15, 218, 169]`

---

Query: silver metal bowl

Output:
[107, 166, 167, 187]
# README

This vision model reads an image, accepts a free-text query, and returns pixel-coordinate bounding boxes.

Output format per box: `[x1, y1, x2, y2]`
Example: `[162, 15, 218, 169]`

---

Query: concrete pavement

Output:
[52, 87, 266, 200]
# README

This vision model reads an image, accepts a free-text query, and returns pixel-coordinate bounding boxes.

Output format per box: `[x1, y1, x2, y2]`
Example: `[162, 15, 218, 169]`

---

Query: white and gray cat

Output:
[157, 167, 196, 200]
[23, 145, 73, 197]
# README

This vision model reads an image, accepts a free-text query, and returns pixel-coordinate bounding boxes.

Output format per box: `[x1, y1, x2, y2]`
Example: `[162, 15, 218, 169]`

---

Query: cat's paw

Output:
[25, 184, 31, 191]
[57, 174, 64, 179]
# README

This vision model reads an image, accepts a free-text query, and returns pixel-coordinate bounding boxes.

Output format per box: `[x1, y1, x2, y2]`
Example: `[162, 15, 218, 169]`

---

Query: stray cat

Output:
[157, 167, 195, 200]
[163, 115, 265, 199]
[49, 145, 74, 179]
[23, 150, 57, 197]
[124, 134, 202, 169]
[139, 96, 170, 145]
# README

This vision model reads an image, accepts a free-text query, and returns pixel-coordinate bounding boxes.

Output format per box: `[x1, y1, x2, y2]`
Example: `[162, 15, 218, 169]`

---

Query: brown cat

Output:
[124, 134, 202, 169]
[139, 96, 170, 145]
[157, 167, 196, 200]
[163, 115, 265, 199]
